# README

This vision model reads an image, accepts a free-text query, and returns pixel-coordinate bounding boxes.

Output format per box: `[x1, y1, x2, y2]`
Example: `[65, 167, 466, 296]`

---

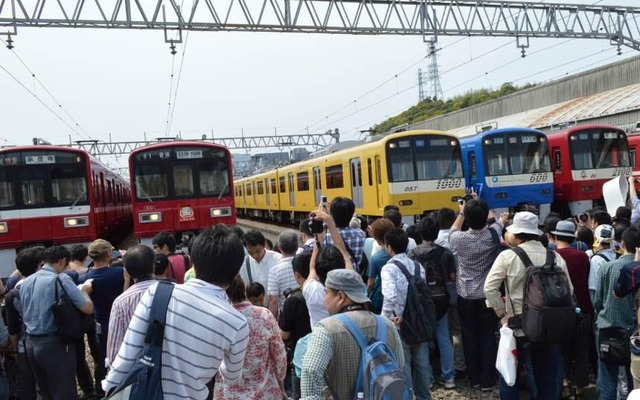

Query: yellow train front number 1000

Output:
[436, 179, 463, 190]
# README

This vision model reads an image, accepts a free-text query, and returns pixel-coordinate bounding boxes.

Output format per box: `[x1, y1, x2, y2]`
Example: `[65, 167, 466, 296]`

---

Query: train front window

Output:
[484, 137, 509, 176]
[199, 162, 230, 196]
[51, 167, 88, 204]
[0, 172, 14, 207]
[173, 165, 194, 196]
[594, 131, 629, 168]
[21, 170, 45, 206]
[388, 136, 462, 182]
[135, 165, 168, 199]
[508, 135, 551, 174]
[388, 140, 414, 181]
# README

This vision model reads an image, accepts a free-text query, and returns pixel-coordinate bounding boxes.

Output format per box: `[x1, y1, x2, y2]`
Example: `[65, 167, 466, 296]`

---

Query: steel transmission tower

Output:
[418, 68, 427, 102]
[426, 40, 444, 101]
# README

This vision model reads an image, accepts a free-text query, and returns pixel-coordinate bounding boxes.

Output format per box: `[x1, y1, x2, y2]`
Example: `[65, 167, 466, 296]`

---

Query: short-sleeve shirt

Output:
[302, 279, 330, 327]
[366, 249, 391, 282]
[279, 289, 312, 353]
[268, 256, 299, 311]
[86, 266, 125, 327]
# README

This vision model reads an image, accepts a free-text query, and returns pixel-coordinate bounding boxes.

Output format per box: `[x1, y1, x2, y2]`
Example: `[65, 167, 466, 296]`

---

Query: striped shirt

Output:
[268, 256, 299, 311]
[104, 279, 249, 400]
[106, 279, 158, 366]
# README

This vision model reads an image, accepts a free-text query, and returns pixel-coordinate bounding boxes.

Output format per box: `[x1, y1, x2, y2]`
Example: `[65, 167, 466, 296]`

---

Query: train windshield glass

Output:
[135, 165, 168, 199]
[387, 135, 462, 182]
[0, 172, 14, 207]
[199, 156, 231, 196]
[508, 134, 551, 174]
[484, 137, 508, 176]
[570, 130, 630, 169]
[52, 167, 88, 204]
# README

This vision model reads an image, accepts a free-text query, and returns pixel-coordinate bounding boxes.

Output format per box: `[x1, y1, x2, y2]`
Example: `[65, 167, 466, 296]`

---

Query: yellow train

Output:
[234, 130, 466, 224]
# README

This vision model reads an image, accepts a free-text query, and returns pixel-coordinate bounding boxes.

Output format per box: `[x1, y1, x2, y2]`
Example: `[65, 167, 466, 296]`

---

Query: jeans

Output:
[499, 338, 561, 400]
[435, 314, 455, 382]
[447, 303, 466, 372]
[457, 296, 498, 388]
[596, 330, 632, 400]
[402, 340, 432, 400]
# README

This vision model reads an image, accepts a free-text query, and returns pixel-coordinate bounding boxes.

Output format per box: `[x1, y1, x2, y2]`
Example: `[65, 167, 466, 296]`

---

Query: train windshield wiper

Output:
[70, 191, 86, 209]
[138, 186, 153, 203]
[218, 182, 229, 200]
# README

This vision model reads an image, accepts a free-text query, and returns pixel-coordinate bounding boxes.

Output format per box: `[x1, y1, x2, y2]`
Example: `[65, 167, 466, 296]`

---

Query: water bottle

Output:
[357, 392, 365, 399]
[575, 307, 581, 314]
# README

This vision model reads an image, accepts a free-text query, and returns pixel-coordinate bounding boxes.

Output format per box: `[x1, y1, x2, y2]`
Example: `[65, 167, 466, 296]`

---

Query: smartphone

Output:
[457, 199, 464, 205]
[321, 195, 328, 203]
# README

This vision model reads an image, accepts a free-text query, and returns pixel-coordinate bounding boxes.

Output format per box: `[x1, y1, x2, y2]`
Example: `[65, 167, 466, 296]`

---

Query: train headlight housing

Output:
[210, 207, 232, 218]
[0, 222, 7, 233]
[64, 216, 89, 228]
[139, 212, 162, 223]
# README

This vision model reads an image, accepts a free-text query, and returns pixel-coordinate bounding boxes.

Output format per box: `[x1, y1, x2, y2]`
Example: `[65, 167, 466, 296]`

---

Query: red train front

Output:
[129, 141, 236, 248]
[0, 146, 132, 277]
[548, 124, 631, 216]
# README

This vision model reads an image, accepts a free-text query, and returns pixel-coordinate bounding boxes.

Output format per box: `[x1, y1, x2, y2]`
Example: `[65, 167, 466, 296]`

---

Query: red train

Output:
[129, 141, 236, 248]
[0, 145, 132, 277]
[548, 124, 631, 217]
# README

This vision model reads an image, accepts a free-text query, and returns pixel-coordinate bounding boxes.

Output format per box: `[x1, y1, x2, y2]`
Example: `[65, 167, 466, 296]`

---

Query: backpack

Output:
[106, 281, 175, 400]
[368, 276, 383, 315]
[334, 314, 410, 400]
[416, 246, 449, 320]
[391, 260, 437, 345]
[512, 247, 576, 343]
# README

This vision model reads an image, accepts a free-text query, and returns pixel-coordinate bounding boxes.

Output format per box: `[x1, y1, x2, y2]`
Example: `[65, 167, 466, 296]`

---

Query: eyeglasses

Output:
[152, 245, 159, 249]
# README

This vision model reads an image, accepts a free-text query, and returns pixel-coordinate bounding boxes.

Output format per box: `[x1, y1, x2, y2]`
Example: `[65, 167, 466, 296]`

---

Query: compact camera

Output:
[576, 213, 588, 223]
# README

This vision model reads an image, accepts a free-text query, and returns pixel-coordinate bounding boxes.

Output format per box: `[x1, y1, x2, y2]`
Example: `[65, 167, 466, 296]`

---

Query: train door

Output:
[252, 182, 257, 205]
[313, 166, 321, 205]
[265, 178, 271, 207]
[367, 157, 378, 209]
[350, 158, 363, 208]
[288, 172, 295, 207]
[375, 155, 383, 209]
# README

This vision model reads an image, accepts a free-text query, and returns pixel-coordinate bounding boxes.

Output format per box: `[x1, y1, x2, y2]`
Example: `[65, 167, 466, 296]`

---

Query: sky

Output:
[0, 0, 638, 169]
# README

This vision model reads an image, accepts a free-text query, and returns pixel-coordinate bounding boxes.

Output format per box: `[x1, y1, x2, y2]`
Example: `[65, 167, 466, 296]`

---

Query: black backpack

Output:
[416, 246, 449, 320]
[392, 260, 436, 345]
[512, 247, 576, 343]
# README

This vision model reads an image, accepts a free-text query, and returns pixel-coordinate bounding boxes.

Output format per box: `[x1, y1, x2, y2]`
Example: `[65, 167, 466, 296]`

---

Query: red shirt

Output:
[556, 247, 593, 314]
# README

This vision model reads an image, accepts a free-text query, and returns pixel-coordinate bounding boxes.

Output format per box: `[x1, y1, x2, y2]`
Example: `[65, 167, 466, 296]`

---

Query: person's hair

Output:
[418, 216, 440, 242]
[226, 275, 247, 303]
[152, 232, 177, 253]
[538, 234, 549, 248]
[243, 230, 266, 247]
[191, 224, 245, 286]
[316, 245, 345, 284]
[186, 236, 195, 255]
[592, 211, 613, 226]
[383, 209, 402, 228]
[299, 218, 313, 236]
[42, 246, 71, 265]
[357, 216, 369, 234]
[384, 228, 409, 254]
[15, 246, 44, 277]
[370, 218, 395, 244]
[278, 230, 299, 254]
[246, 282, 265, 299]
[265, 238, 274, 251]
[232, 226, 245, 242]
[622, 226, 640, 253]
[514, 233, 540, 243]
[543, 215, 561, 235]
[576, 227, 594, 249]
[406, 224, 422, 245]
[437, 208, 456, 230]
[554, 233, 575, 244]
[463, 199, 489, 230]
[154, 253, 171, 276]
[614, 222, 630, 242]
[292, 252, 311, 279]
[70, 245, 88, 262]
[330, 197, 356, 228]
[615, 206, 632, 222]
[383, 204, 399, 213]
[123, 245, 155, 280]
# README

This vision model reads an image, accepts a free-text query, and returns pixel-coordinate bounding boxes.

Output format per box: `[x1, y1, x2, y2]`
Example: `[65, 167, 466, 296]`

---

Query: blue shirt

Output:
[86, 266, 125, 327]
[20, 265, 90, 335]
[367, 249, 391, 281]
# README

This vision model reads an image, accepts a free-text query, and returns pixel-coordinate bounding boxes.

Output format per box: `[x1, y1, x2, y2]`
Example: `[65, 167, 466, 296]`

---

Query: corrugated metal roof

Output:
[449, 83, 640, 137]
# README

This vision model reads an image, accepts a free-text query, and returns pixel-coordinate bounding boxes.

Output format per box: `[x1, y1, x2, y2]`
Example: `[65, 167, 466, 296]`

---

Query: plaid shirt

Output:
[594, 254, 636, 330]
[449, 221, 503, 300]
[326, 227, 366, 266]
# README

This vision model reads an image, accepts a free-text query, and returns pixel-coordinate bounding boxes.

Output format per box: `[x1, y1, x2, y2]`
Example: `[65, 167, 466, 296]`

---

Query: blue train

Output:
[460, 127, 554, 217]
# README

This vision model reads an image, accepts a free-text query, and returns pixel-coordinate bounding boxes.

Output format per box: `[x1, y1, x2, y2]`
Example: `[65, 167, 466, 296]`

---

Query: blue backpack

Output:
[106, 281, 175, 400]
[335, 314, 410, 400]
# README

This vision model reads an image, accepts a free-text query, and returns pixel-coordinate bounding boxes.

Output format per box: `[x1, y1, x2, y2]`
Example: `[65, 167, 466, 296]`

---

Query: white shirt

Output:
[268, 256, 299, 311]
[380, 253, 426, 318]
[302, 278, 330, 327]
[435, 229, 452, 249]
[371, 238, 416, 257]
[104, 279, 249, 399]
[239, 250, 282, 296]
[589, 248, 617, 292]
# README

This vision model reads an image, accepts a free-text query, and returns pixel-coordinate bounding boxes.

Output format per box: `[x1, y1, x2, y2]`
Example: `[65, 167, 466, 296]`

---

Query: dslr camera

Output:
[457, 193, 474, 205]
[308, 216, 324, 234]
[576, 212, 588, 223]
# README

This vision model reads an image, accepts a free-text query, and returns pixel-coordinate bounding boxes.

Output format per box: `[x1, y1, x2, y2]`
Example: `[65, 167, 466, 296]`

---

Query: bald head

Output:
[123, 245, 155, 281]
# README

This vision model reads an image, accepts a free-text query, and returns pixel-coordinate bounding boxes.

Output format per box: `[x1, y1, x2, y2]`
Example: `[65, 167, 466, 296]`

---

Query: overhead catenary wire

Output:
[166, 30, 190, 138]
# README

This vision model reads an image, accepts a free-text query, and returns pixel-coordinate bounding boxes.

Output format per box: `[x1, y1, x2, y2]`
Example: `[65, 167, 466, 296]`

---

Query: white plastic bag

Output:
[496, 325, 518, 386]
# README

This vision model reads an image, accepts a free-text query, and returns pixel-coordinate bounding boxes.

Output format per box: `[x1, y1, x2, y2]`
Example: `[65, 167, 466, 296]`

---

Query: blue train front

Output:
[461, 127, 554, 217]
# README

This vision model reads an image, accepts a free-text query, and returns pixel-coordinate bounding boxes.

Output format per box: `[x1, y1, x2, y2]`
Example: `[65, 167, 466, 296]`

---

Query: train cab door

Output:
[313, 166, 321, 205]
[375, 156, 383, 209]
[265, 178, 271, 207]
[350, 158, 363, 209]
[288, 172, 295, 207]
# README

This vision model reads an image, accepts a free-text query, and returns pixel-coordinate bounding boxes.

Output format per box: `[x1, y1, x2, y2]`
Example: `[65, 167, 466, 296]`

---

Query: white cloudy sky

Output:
[0, 0, 638, 169]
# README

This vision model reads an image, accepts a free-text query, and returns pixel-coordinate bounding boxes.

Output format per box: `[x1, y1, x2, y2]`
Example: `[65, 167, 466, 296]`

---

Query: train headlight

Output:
[0, 222, 7, 233]
[210, 207, 232, 218]
[64, 216, 89, 228]
[139, 212, 162, 223]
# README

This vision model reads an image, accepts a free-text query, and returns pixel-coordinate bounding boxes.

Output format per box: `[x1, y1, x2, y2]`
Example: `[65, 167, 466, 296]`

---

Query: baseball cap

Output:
[325, 269, 370, 304]
[595, 224, 614, 244]
[88, 239, 114, 258]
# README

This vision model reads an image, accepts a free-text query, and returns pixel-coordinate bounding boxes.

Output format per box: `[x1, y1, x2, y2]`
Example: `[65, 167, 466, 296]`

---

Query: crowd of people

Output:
[4, 180, 640, 399]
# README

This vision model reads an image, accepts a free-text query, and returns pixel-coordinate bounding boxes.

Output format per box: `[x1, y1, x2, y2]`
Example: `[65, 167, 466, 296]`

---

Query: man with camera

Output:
[324, 197, 366, 270]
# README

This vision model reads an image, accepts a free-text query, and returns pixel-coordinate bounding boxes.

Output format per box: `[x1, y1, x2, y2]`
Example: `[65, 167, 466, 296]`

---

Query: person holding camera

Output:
[324, 197, 366, 270]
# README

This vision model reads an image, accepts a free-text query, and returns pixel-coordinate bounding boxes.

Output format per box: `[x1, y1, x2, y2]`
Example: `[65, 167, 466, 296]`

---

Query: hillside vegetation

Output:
[372, 82, 535, 134]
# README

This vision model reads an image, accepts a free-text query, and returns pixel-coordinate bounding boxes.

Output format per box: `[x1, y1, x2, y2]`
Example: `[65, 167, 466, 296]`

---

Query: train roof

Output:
[461, 127, 545, 142]
[129, 140, 229, 155]
[545, 123, 627, 137]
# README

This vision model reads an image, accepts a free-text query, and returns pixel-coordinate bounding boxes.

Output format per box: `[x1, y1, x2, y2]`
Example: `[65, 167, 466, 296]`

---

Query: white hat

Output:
[595, 224, 614, 244]
[506, 212, 542, 236]
[628, 389, 640, 400]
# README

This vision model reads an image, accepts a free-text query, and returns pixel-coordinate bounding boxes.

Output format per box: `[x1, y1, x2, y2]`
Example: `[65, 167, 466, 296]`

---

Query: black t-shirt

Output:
[86, 266, 125, 328]
[278, 289, 311, 353]
[5, 287, 22, 336]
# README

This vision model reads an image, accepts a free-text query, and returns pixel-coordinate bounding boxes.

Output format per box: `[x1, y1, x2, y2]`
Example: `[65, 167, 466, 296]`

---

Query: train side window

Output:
[297, 172, 309, 191]
[376, 156, 382, 185]
[271, 179, 277, 194]
[631, 149, 637, 169]
[257, 181, 264, 195]
[367, 158, 373, 186]
[246, 183, 252, 196]
[279, 176, 286, 193]
[20, 170, 45, 206]
[173, 165, 194, 196]
[469, 152, 477, 180]
[0, 171, 14, 207]
[135, 165, 168, 199]
[325, 165, 344, 189]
